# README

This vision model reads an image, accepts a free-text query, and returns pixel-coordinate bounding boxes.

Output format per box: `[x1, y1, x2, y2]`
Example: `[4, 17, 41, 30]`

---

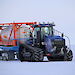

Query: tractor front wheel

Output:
[64, 50, 73, 61]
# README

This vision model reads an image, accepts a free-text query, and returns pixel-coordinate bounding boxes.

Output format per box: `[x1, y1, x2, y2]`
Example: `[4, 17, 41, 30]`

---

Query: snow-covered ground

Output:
[0, 45, 75, 75]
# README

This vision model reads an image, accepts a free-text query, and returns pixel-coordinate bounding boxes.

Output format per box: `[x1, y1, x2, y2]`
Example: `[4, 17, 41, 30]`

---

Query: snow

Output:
[0, 45, 75, 75]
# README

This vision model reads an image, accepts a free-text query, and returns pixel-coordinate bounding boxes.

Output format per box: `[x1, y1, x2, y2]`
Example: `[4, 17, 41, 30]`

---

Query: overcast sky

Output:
[0, 0, 75, 45]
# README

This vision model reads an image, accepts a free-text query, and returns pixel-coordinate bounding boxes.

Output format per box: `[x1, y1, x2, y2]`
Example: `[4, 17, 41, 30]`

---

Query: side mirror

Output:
[61, 33, 64, 37]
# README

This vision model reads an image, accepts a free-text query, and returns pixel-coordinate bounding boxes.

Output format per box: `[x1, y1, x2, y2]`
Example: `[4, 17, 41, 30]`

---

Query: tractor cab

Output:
[32, 23, 54, 44]
[32, 23, 65, 54]
[33, 23, 54, 40]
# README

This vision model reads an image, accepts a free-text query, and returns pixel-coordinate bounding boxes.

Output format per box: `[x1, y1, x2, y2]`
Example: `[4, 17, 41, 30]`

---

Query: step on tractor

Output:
[0, 22, 73, 61]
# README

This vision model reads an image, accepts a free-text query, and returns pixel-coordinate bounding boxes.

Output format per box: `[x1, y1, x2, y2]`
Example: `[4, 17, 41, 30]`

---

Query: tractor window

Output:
[41, 27, 53, 40]
[41, 27, 49, 35]
[33, 27, 53, 39]
[33, 27, 40, 39]
[41, 27, 49, 39]
[41, 27, 53, 35]
[49, 27, 53, 36]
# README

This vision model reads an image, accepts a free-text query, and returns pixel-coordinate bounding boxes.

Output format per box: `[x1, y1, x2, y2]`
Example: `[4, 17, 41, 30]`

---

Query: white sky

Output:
[0, 0, 75, 45]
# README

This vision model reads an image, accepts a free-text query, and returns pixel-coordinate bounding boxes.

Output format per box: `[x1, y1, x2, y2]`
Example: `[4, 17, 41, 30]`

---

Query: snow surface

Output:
[0, 45, 75, 75]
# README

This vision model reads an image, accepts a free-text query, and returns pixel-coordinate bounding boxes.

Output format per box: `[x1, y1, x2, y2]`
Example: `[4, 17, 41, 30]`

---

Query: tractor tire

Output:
[31, 48, 44, 62]
[1, 51, 15, 61]
[19, 44, 44, 62]
[2, 52, 8, 61]
[64, 50, 73, 61]
[19, 44, 26, 62]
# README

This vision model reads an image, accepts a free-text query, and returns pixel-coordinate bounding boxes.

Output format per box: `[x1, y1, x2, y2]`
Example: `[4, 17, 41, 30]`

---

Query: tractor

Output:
[19, 22, 73, 61]
[0, 22, 73, 61]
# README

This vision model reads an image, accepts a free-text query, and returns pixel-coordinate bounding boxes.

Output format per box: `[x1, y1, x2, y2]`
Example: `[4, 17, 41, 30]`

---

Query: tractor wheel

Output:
[64, 50, 73, 61]
[31, 48, 44, 62]
[2, 52, 8, 60]
[19, 44, 26, 62]
[1, 51, 15, 61]
[19, 44, 44, 62]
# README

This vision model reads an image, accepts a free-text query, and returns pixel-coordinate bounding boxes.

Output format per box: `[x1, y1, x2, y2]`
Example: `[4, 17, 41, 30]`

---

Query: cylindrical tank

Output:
[0, 25, 33, 44]
[17, 25, 32, 43]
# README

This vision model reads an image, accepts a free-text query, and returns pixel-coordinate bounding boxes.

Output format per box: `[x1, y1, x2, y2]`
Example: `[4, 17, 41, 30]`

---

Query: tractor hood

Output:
[44, 35, 65, 53]
[45, 35, 65, 40]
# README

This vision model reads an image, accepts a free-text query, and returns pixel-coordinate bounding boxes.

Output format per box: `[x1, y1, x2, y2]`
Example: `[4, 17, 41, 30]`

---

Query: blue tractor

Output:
[19, 23, 73, 61]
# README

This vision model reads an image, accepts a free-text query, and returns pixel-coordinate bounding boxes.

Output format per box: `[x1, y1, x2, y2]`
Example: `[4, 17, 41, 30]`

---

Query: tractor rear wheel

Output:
[19, 44, 44, 62]
[31, 48, 44, 62]
[19, 44, 25, 62]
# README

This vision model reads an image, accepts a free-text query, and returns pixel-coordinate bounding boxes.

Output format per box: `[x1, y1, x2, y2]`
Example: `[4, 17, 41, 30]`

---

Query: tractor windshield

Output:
[41, 27, 53, 39]
[33, 26, 53, 40]
[41, 27, 52, 35]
